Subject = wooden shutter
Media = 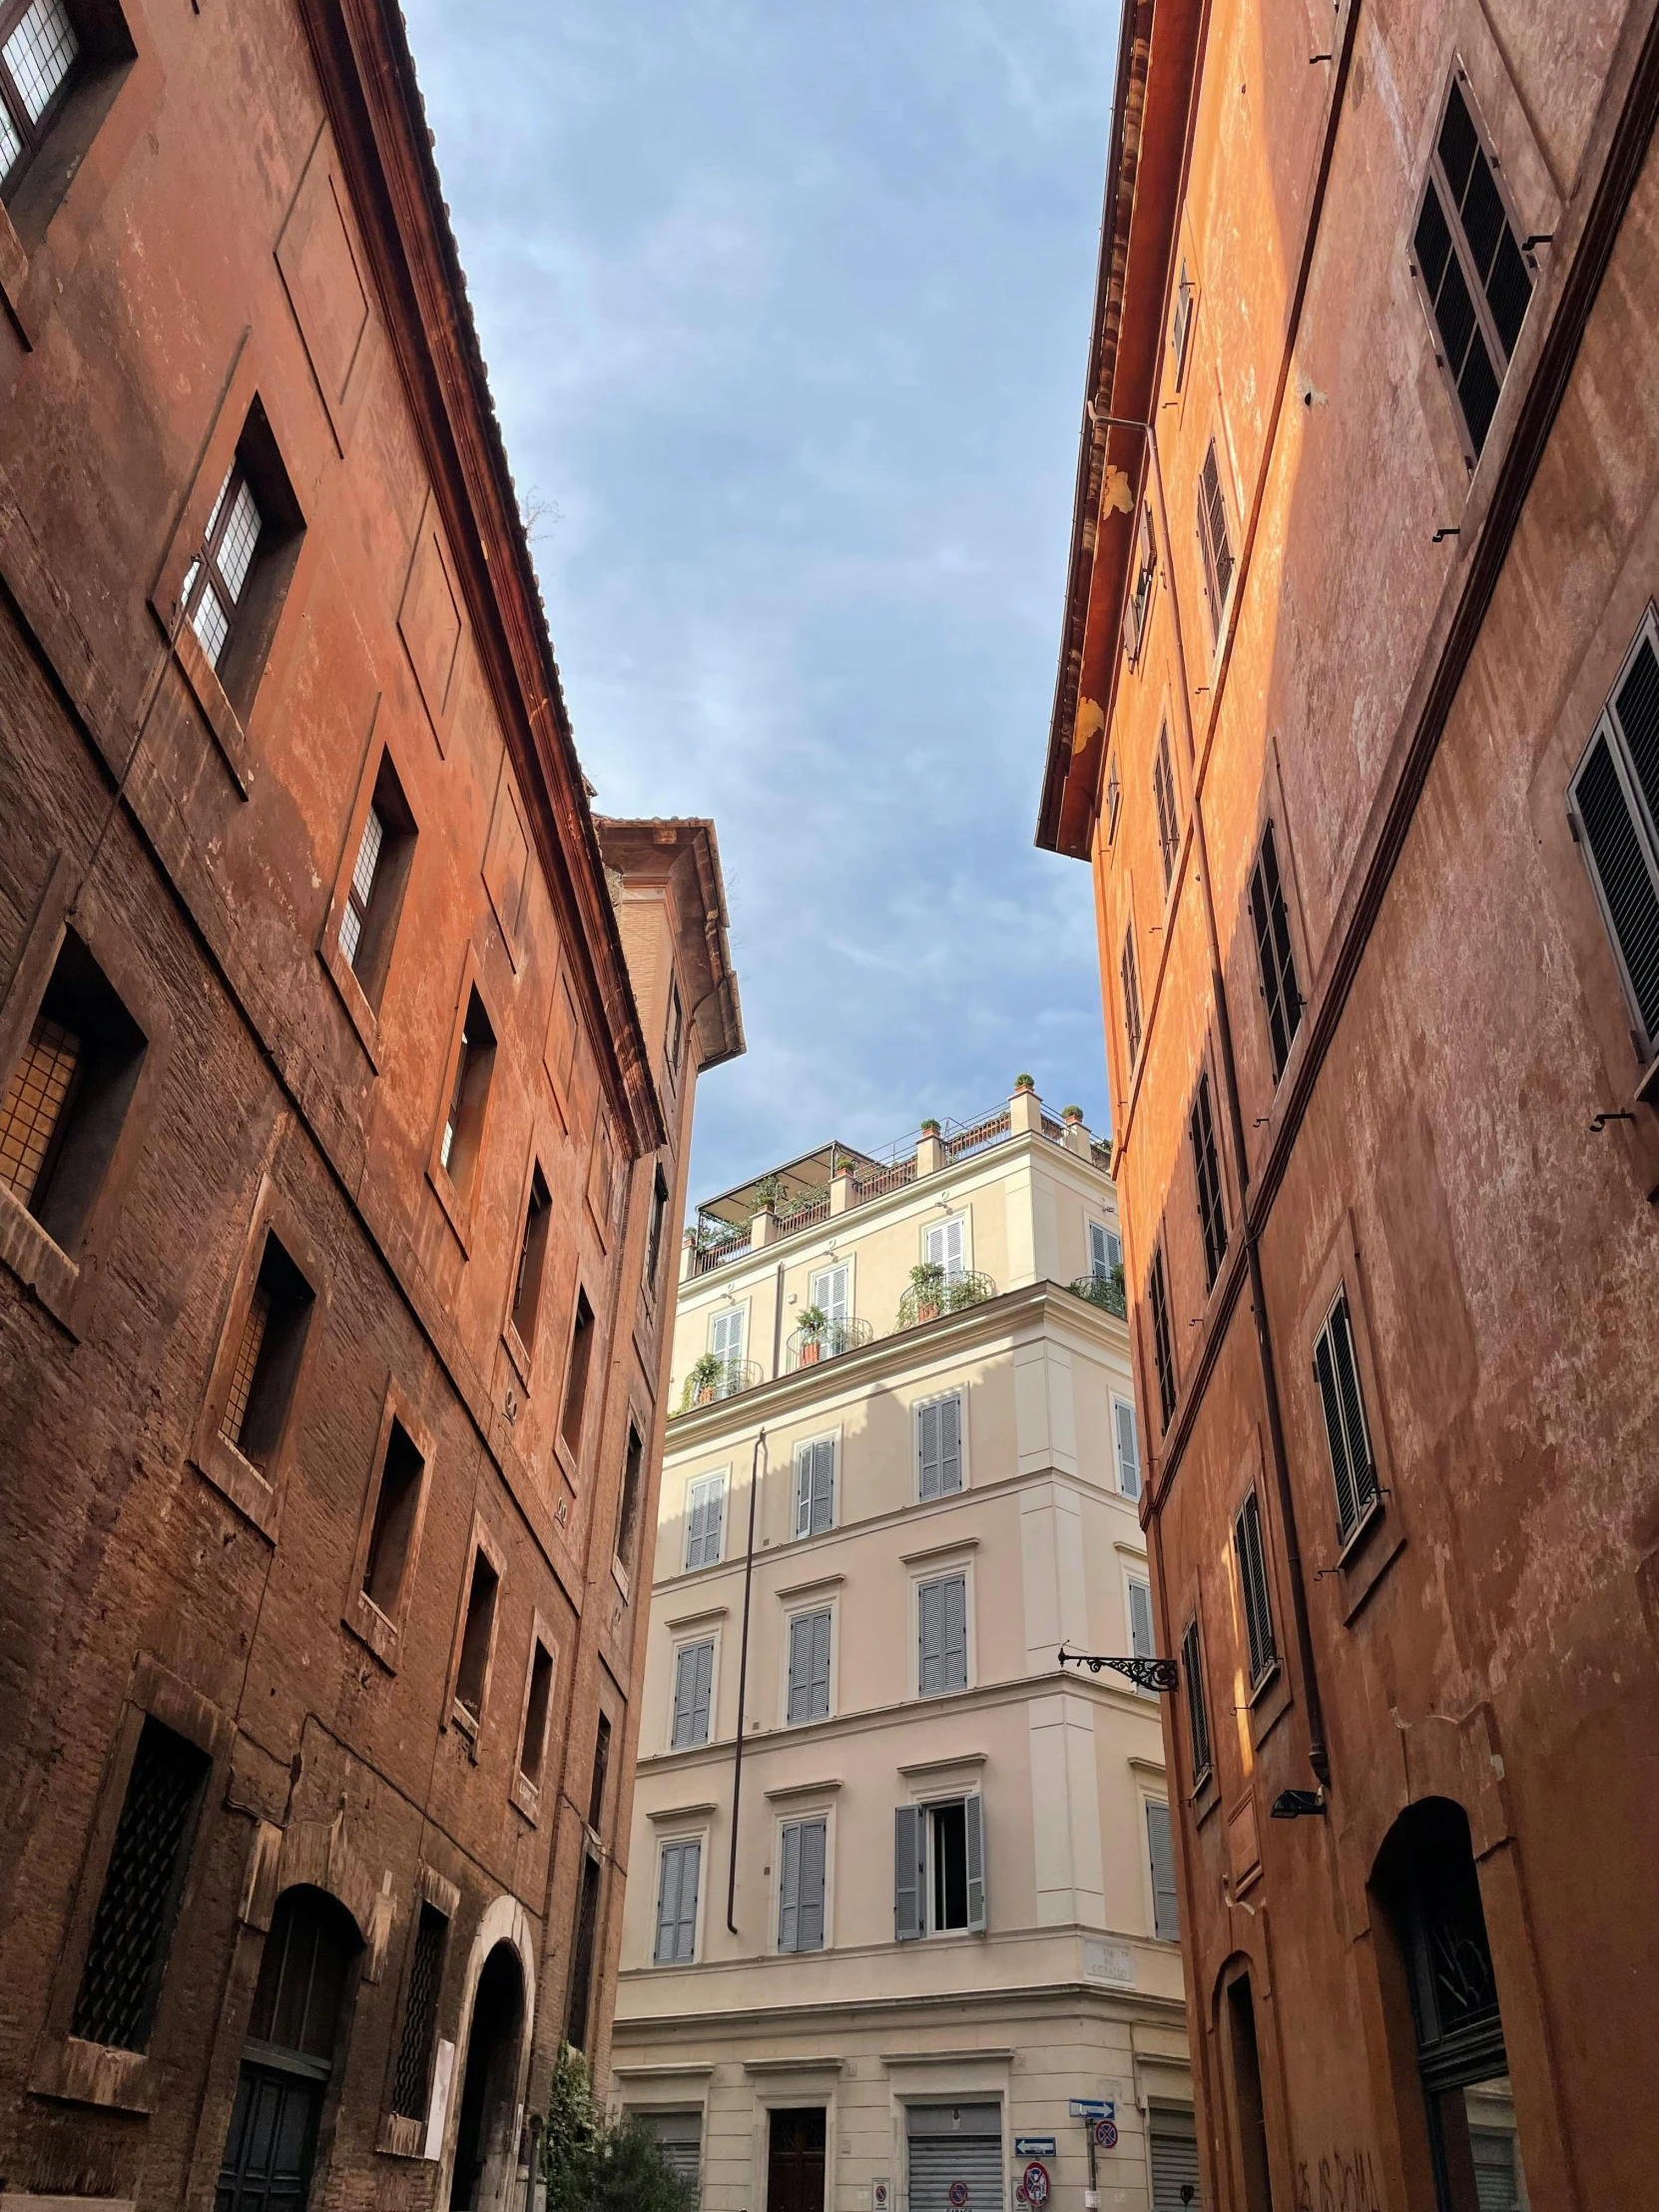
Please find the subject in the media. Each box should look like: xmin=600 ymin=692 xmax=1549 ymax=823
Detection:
xmin=1314 ymin=1291 xmax=1378 ymax=1541
xmin=1571 ymin=639 xmax=1659 ymax=1060
xmin=1114 ymin=1398 xmax=1141 ymax=1499
xmin=673 ymin=1841 xmax=700 ymax=1960
xmin=787 ymin=1612 xmax=830 ymax=1724
xmin=1197 ymin=442 xmax=1233 ymax=628
xmin=1088 ymin=1221 xmax=1111 ymax=1280
xmin=917 ymin=1399 xmax=942 ymax=1499
xmin=655 ymin=1841 xmax=700 ymax=1964
xmin=1146 ymin=1801 xmax=1180 ymax=1941
xmin=1129 ymin=1579 xmax=1155 ymax=1661
xmin=926 ymin=1215 xmax=965 ymax=1281
xmin=942 ymin=1575 xmax=967 ymax=1690
xmin=796 ymin=1440 xmax=833 ymax=1536
xmin=937 ymin=1394 xmax=962 ymax=1494
xmin=798 ymin=1817 xmax=827 ymax=1950
xmin=1234 ymin=1491 xmax=1277 ymax=1686
xmin=778 ymin=1820 xmax=802 ymax=1950
xmin=963 ymin=1794 xmax=986 ymax=1933
xmin=672 ymin=1643 xmax=713 ymax=1749
xmin=1181 ymin=1619 xmax=1212 ymax=1782
xmin=917 ymin=1579 xmax=945 ymax=1695
xmin=893 ymin=1806 xmax=925 ymax=1940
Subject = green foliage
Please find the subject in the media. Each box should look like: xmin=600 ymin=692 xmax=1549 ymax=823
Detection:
xmin=797 ymin=1304 xmax=830 ymax=1338
xmin=679 ymin=1353 xmax=725 ymax=1412
xmin=909 ymin=1261 xmax=945 ymax=1296
xmin=749 ymin=1171 xmax=786 ymax=1217
xmin=1069 ymin=1262 xmax=1127 ymax=1319
xmin=542 ymin=2044 xmax=695 ymax=2212
xmin=1013 ymin=1072 xmax=1036 ymax=1091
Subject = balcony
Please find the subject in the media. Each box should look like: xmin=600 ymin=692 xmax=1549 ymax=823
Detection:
xmin=677 ymin=1356 xmax=764 ymax=1414
xmin=895 ymin=1265 xmax=997 ymax=1331
xmin=785 ymin=1314 xmax=876 ymax=1373
xmin=1068 ymin=1264 xmax=1127 ymax=1319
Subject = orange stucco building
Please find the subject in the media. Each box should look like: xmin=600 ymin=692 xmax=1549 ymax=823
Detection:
xmin=1038 ymin=1 xmax=1659 ymax=2206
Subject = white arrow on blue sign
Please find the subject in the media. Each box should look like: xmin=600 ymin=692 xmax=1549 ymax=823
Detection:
xmin=1068 ymin=2099 xmax=1114 ymax=2120
xmin=1014 ymin=2138 xmax=1057 ymax=2158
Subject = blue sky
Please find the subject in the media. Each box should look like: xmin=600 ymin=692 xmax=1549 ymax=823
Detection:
xmin=401 ymin=0 xmax=1117 ymax=1206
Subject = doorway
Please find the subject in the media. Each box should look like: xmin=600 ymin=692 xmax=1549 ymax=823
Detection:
xmin=1222 ymin=1969 xmax=1274 ymax=2211
xmin=217 ymin=1885 xmax=361 ymax=2212
xmin=448 ymin=1940 xmax=526 ymax=2211
xmin=767 ymin=2106 xmax=826 ymax=2212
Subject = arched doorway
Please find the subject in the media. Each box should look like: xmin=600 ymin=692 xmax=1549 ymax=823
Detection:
xmin=217 ymin=1885 xmax=362 ymax=2210
xmin=1374 ymin=1799 xmax=1526 ymax=2212
xmin=448 ymin=1938 xmax=526 ymax=2210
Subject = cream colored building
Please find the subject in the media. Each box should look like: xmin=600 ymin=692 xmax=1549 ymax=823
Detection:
xmin=610 ymin=1086 xmax=1198 ymax=2212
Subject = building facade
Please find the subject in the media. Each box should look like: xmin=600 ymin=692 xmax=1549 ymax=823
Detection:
xmin=1037 ymin=0 xmax=1659 ymax=2207
xmin=0 ymin=3 xmax=739 ymax=2207
xmin=610 ymin=1088 xmax=1200 ymax=2212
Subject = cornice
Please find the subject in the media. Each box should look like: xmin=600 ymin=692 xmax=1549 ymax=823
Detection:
xmin=613 ymin=1965 xmax=1189 ymax=2040
xmin=295 ymin=0 xmax=664 ymax=1156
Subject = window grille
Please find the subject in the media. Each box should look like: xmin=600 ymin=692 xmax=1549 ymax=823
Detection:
xmin=0 ymin=1011 xmax=78 ymax=1206
xmin=1411 ymin=78 xmax=1532 ymax=459
xmin=1105 ymin=753 xmax=1122 ymax=843
xmin=340 ymin=806 xmax=384 ymax=968
xmin=1197 ymin=441 xmax=1234 ymax=634
xmin=1153 ymin=726 xmax=1179 ymax=889
xmin=1234 ymin=1489 xmax=1277 ymax=1688
xmin=391 ymin=1904 xmax=446 ymax=2120
xmin=1191 ymin=1072 xmax=1228 ymax=1291
xmin=1125 ymin=504 xmax=1157 ymax=665
xmin=1314 ymin=1288 xmax=1380 ymax=1543
xmin=1170 ymin=259 xmax=1195 ymax=389
xmin=1569 ymin=620 xmax=1659 ymax=1062
xmin=1121 ymin=925 xmax=1143 ymax=1067
xmin=1149 ymin=1244 xmax=1176 ymax=1431
xmin=1181 ymin=1618 xmax=1212 ymax=1784
xmin=787 ymin=1609 xmax=831 ymax=1724
xmin=71 ymin=1718 xmax=209 ymax=2051
xmin=219 ymin=1284 xmax=272 ymax=1451
xmin=185 ymin=465 xmax=265 ymax=671
xmin=1249 ymin=822 xmax=1303 ymax=1080
xmin=0 ymin=0 xmax=79 ymax=194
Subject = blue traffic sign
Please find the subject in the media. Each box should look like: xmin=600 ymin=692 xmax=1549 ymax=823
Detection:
xmin=1068 ymin=2098 xmax=1115 ymax=2120
xmin=1014 ymin=2138 xmax=1057 ymax=2158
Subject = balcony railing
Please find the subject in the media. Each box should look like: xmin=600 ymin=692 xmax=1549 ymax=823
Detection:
xmin=677 ymin=1357 xmax=764 ymax=1413
xmin=1068 ymin=1267 xmax=1127 ymax=1320
xmin=895 ymin=1269 xmax=997 ymax=1331
xmin=785 ymin=1316 xmax=875 ymax=1373
xmin=689 ymin=1226 xmax=751 ymax=1277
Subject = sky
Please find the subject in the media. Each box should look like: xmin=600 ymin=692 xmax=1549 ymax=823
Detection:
xmin=400 ymin=0 xmax=1118 ymax=1208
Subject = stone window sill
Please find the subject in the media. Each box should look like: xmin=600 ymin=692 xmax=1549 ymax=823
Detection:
xmin=344 ymin=1589 xmax=399 ymax=1672
xmin=0 ymin=1183 xmax=80 ymax=1336
xmin=376 ymin=2112 xmax=429 ymax=2160
xmin=29 ymin=2033 xmax=155 ymax=2114
xmin=174 ymin=624 xmax=251 ymax=798
xmin=316 ymin=931 xmax=381 ymax=1069
xmin=192 ymin=1434 xmax=278 ymax=1542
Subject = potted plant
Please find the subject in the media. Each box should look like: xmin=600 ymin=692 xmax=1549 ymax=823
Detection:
xmin=1061 ymin=1103 xmax=1085 ymax=1125
xmin=919 ymin=1117 xmax=941 ymax=1136
xmin=796 ymin=1305 xmax=830 ymax=1366
xmin=908 ymin=1261 xmax=945 ymax=1326
xmin=1013 ymin=1072 xmax=1037 ymax=1093
xmin=686 ymin=1353 xmax=724 ymax=1408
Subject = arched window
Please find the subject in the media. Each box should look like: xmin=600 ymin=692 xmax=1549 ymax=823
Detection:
xmin=1376 ymin=1801 xmax=1527 ymax=2212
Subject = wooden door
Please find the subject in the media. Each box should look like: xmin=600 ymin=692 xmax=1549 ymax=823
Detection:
xmin=215 ymin=2061 xmax=323 ymax=2212
xmin=767 ymin=2106 xmax=827 ymax=2212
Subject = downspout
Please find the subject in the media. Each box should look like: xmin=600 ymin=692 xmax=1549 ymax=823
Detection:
xmin=726 ymin=1427 xmax=767 ymax=1934
xmin=1096 ymin=409 xmax=1330 ymax=1789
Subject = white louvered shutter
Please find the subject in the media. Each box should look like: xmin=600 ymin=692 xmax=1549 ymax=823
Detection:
xmin=937 ymin=1393 xmax=962 ymax=1494
xmin=917 ymin=1400 xmax=942 ymax=1499
xmin=918 ymin=1579 xmax=945 ymax=1696
xmin=942 ymin=1575 xmax=967 ymax=1690
xmin=812 ymin=1264 xmax=849 ymax=1323
xmin=1115 ymin=1398 xmax=1142 ymax=1499
xmin=893 ymin=1805 xmax=925 ymax=1939
xmin=963 ymin=1795 xmax=986 ymax=1933
xmin=710 ymin=1306 xmax=745 ymax=1381
xmin=1146 ymin=1801 xmax=1180 ymax=1941
xmin=1088 ymin=1220 xmax=1111 ymax=1281
xmin=797 ymin=1817 xmax=827 ymax=1950
xmin=778 ymin=1820 xmax=802 ymax=1951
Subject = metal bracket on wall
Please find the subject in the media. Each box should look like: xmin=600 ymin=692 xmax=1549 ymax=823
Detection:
xmin=1058 ymin=1645 xmax=1180 ymax=1694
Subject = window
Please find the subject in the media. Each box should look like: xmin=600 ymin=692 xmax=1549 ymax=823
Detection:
xmin=917 ymin=1573 xmax=968 ymax=1697
xmin=185 ymin=462 xmax=264 ymax=673
xmin=0 ymin=0 xmax=79 ymax=198
xmin=1113 ymin=1397 xmax=1142 ymax=1501
xmin=510 ymin=1166 xmax=552 ymax=1350
xmin=1568 ymin=618 xmax=1659 ymax=1063
xmin=1146 ymin=1800 xmax=1180 ymax=1941
xmin=1128 ymin=1576 xmax=1156 ymax=1687
xmin=1120 ymin=925 xmax=1143 ymax=1067
xmin=709 ymin=1303 xmax=746 ymax=1386
xmin=361 ymin=1418 xmax=425 ymax=1621
xmin=440 ymin=987 xmax=495 ymax=1193
xmin=793 ymin=1437 xmax=834 ymax=1538
xmin=671 ymin=1640 xmax=714 ymax=1749
xmin=1124 ymin=504 xmax=1157 ymax=665
xmin=0 ymin=928 xmax=145 ymax=1250
xmin=653 ymin=1839 xmax=701 ymax=1964
xmin=338 ymin=752 xmax=415 ymax=1005
xmin=1088 ymin=1219 xmax=1123 ymax=1283
xmin=1314 ymin=1288 xmax=1381 ymax=1543
xmin=635 ymin=2112 xmax=703 ymax=2189
xmin=616 ymin=1421 xmax=644 ymax=1571
xmin=588 ymin=1712 xmax=612 ymax=1830
xmin=518 ymin=1639 xmax=556 ymax=1792
xmin=893 ymin=1797 xmax=986 ymax=1937
xmin=643 ymin=1164 xmax=670 ymax=1297
xmin=1249 ymin=821 xmax=1303 ymax=1081
xmin=1191 ymin=1071 xmax=1228 ymax=1291
xmin=390 ymin=1903 xmax=447 ymax=2122
xmin=560 ymin=1289 xmax=594 ymax=1455
xmin=566 ymin=1849 xmax=602 ymax=2045
xmin=922 ymin=1212 xmax=966 ymax=1283
xmin=777 ymin=1818 xmax=828 ymax=1953
xmin=916 ymin=1392 xmax=963 ymax=1500
xmin=787 ymin=1609 xmax=831 ymax=1725
xmin=1105 ymin=754 xmax=1122 ymax=843
xmin=1197 ymin=439 xmax=1235 ymax=636
xmin=1148 ymin=1244 xmax=1176 ymax=1431
xmin=218 ymin=1233 xmax=314 ymax=1470
xmin=684 ymin=1472 xmax=726 ymax=1570
xmin=1412 ymin=77 xmax=1533 ymax=460
xmin=810 ymin=1261 xmax=849 ymax=1323
xmin=453 ymin=1546 xmax=500 ymax=1726
xmin=665 ymin=976 xmax=685 ymax=1081
xmin=1171 ymin=258 xmax=1196 ymax=388
xmin=1181 ymin=1619 xmax=1213 ymax=1787
xmin=1234 ymin=1489 xmax=1277 ymax=1689
xmin=71 ymin=1717 xmax=210 ymax=2050
xmin=1153 ymin=726 xmax=1179 ymax=889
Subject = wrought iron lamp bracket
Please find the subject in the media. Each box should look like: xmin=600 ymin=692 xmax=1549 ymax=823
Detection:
xmin=1058 ymin=1644 xmax=1180 ymax=1694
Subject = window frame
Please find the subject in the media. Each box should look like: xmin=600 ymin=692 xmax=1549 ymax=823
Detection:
xmin=321 ymin=724 xmax=418 ymax=1045
xmin=791 ymin=1430 xmax=838 ymax=1540
xmin=505 ymin=1153 xmax=554 ymax=1376
xmin=1111 ymin=1393 xmax=1142 ymax=1501
xmin=1314 ymin=1284 xmax=1383 ymax=1549
xmin=683 ymin=1467 xmax=729 ymax=1573
xmin=913 ymin=1386 xmax=967 ymax=1502
xmin=1170 ymin=256 xmax=1197 ymax=391
xmin=445 ymin=1515 xmax=506 ymax=1751
xmin=1567 ymin=605 xmax=1659 ymax=1071
xmin=1249 ymin=818 xmax=1304 ymax=1085
xmin=427 ymin=959 xmax=499 ymax=1247
xmin=557 ymin=1280 xmax=597 ymax=1471
xmin=1181 ymin=1616 xmax=1214 ymax=1792
xmin=1120 ymin=920 xmax=1143 ymax=1069
xmin=782 ymin=1598 xmax=836 ymax=1727
xmin=1148 ymin=1241 xmax=1177 ymax=1432
xmin=383 ymin=1878 xmax=454 ymax=2146
xmin=345 ymin=1384 xmax=434 ymax=1669
xmin=652 ymin=1831 xmax=707 ymax=1967
xmin=1125 ymin=1568 xmax=1157 ymax=1699
xmin=1123 ymin=501 xmax=1158 ymax=668
xmin=1233 ymin=1487 xmax=1279 ymax=1696
xmin=1190 ymin=1068 xmax=1229 ymax=1293
xmin=774 ymin=1808 xmax=832 ymax=1955
xmin=1196 ymin=435 xmax=1236 ymax=643
xmin=911 ymin=1561 xmax=974 ymax=1700
xmin=511 ymin=1615 xmax=559 ymax=1821
xmin=0 ymin=0 xmax=84 ymax=200
xmin=921 ymin=1207 xmax=971 ymax=1283
xmin=668 ymin=1630 xmax=718 ymax=1751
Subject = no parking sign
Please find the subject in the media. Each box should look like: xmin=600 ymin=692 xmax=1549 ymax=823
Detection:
xmin=1094 ymin=2116 xmax=1119 ymax=2150
xmin=1017 ymin=2162 xmax=1050 ymax=2206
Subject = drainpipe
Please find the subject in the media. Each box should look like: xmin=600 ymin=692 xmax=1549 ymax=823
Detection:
xmin=726 ymin=1427 xmax=767 ymax=1934
xmin=1095 ymin=409 xmax=1330 ymax=1788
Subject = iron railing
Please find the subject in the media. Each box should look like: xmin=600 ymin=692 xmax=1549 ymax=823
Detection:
xmin=785 ymin=1317 xmax=875 ymax=1373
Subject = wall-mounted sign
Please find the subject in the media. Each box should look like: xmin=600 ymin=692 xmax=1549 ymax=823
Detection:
xmin=1095 ymin=2117 xmax=1119 ymax=2150
xmin=1014 ymin=2137 xmax=1058 ymax=2158
xmin=1069 ymin=2098 xmax=1114 ymax=2121
xmin=1019 ymin=2161 xmax=1051 ymax=2207
xmin=948 ymin=2184 xmax=970 ymax=2208
xmin=873 ymin=2183 xmax=890 ymax=2210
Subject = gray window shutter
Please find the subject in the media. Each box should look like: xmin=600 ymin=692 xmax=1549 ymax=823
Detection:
xmin=692 ymin=1641 xmax=713 ymax=1742
xmin=917 ymin=1400 xmax=941 ymax=1499
xmin=672 ymin=1647 xmax=695 ymax=1747
xmin=788 ymin=1614 xmax=828 ymax=1725
xmin=1572 ymin=718 xmax=1659 ymax=1056
xmin=893 ymin=1805 xmax=925 ymax=1939
xmin=1146 ymin=1802 xmax=1179 ymax=1941
xmin=684 ymin=1485 xmax=707 ymax=1570
xmin=656 ymin=1842 xmax=700 ymax=1963
xmin=1115 ymin=1399 xmax=1141 ymax=1499
xmin=942 ymin=1575 xmax=967 ymax=1691
xmin=964 ymin=1794 xmax=986 ymax=1933
xmin=674 ymin=1841 xmax=701 ymax=1960
xmin=1129 ymin=1580 xmax=1155 ymax=1661
xmin=706 ymin=1480 xmax=725 ymax=1562
xmin=686 ymin=1478 xmax=724 ymax=1569
xmin=778 ymin=1821 xmax=801 ymax=1951
xmin=794 ymin=1448 xmax=812 ymax=1538
xmin=798 ymin=1818 xmax=827 ymax=1951
xmin=938 ymin=1394 xmax=962 ymax=1494
xmin=918 ymin=1579 xmax=944 ymax=1696
xmin=811 ymin=1440 xmax=833 ymax=1533
xmin=1088 ymin=1220 xmax=1110 ymax=1280
xmin=811 ymin=1609 xmax=830 ymax=1718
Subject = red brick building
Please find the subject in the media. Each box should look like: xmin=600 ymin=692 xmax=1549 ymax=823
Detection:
xmin=1039 ymin=0 xmax=1659 ymax=2205
xmin=0 ymin=0 xmax=740 ymax=2206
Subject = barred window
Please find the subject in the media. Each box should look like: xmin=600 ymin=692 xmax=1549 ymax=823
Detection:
xmin=391 ymin=1903 xmax=447 ymax=2122
xmin=1234 ymin=1489 xmax=1277 ymax=1689
xmin=1148 ymin=1243 xmax=1176 ymax=1432
xmin=1249 ymin=822 xmax=1303 ymax=1082
xmin=1314 ymin=1288 xmax=1381 ymax=1544
xmin=185 ymin=465 xmax=264 ymax=672
xmin=0 ymin=0 xmax=81 ymax=199
xmin=0 ymin=1010 xmax=78 ymax=1207
xmin=1190 ymin=1072 xmax=1228 ymax=1291
xmin=1181 ymin=1618 xmax=1213 ymax=1786
xmin=1569 ymin=617 xmax=1659 ymax=1065
xmin=71 ymin=1718 xmax=209 ymax=2051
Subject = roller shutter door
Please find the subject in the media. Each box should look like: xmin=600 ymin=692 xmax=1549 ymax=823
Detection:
xmin=1150 ymin=2106 xmax=1202 ymax=2211
xmin=907 ymin=2104 xmax=1003 ymax=2210
xmin=635 ymin=2109 xmax=701 ymax=2192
